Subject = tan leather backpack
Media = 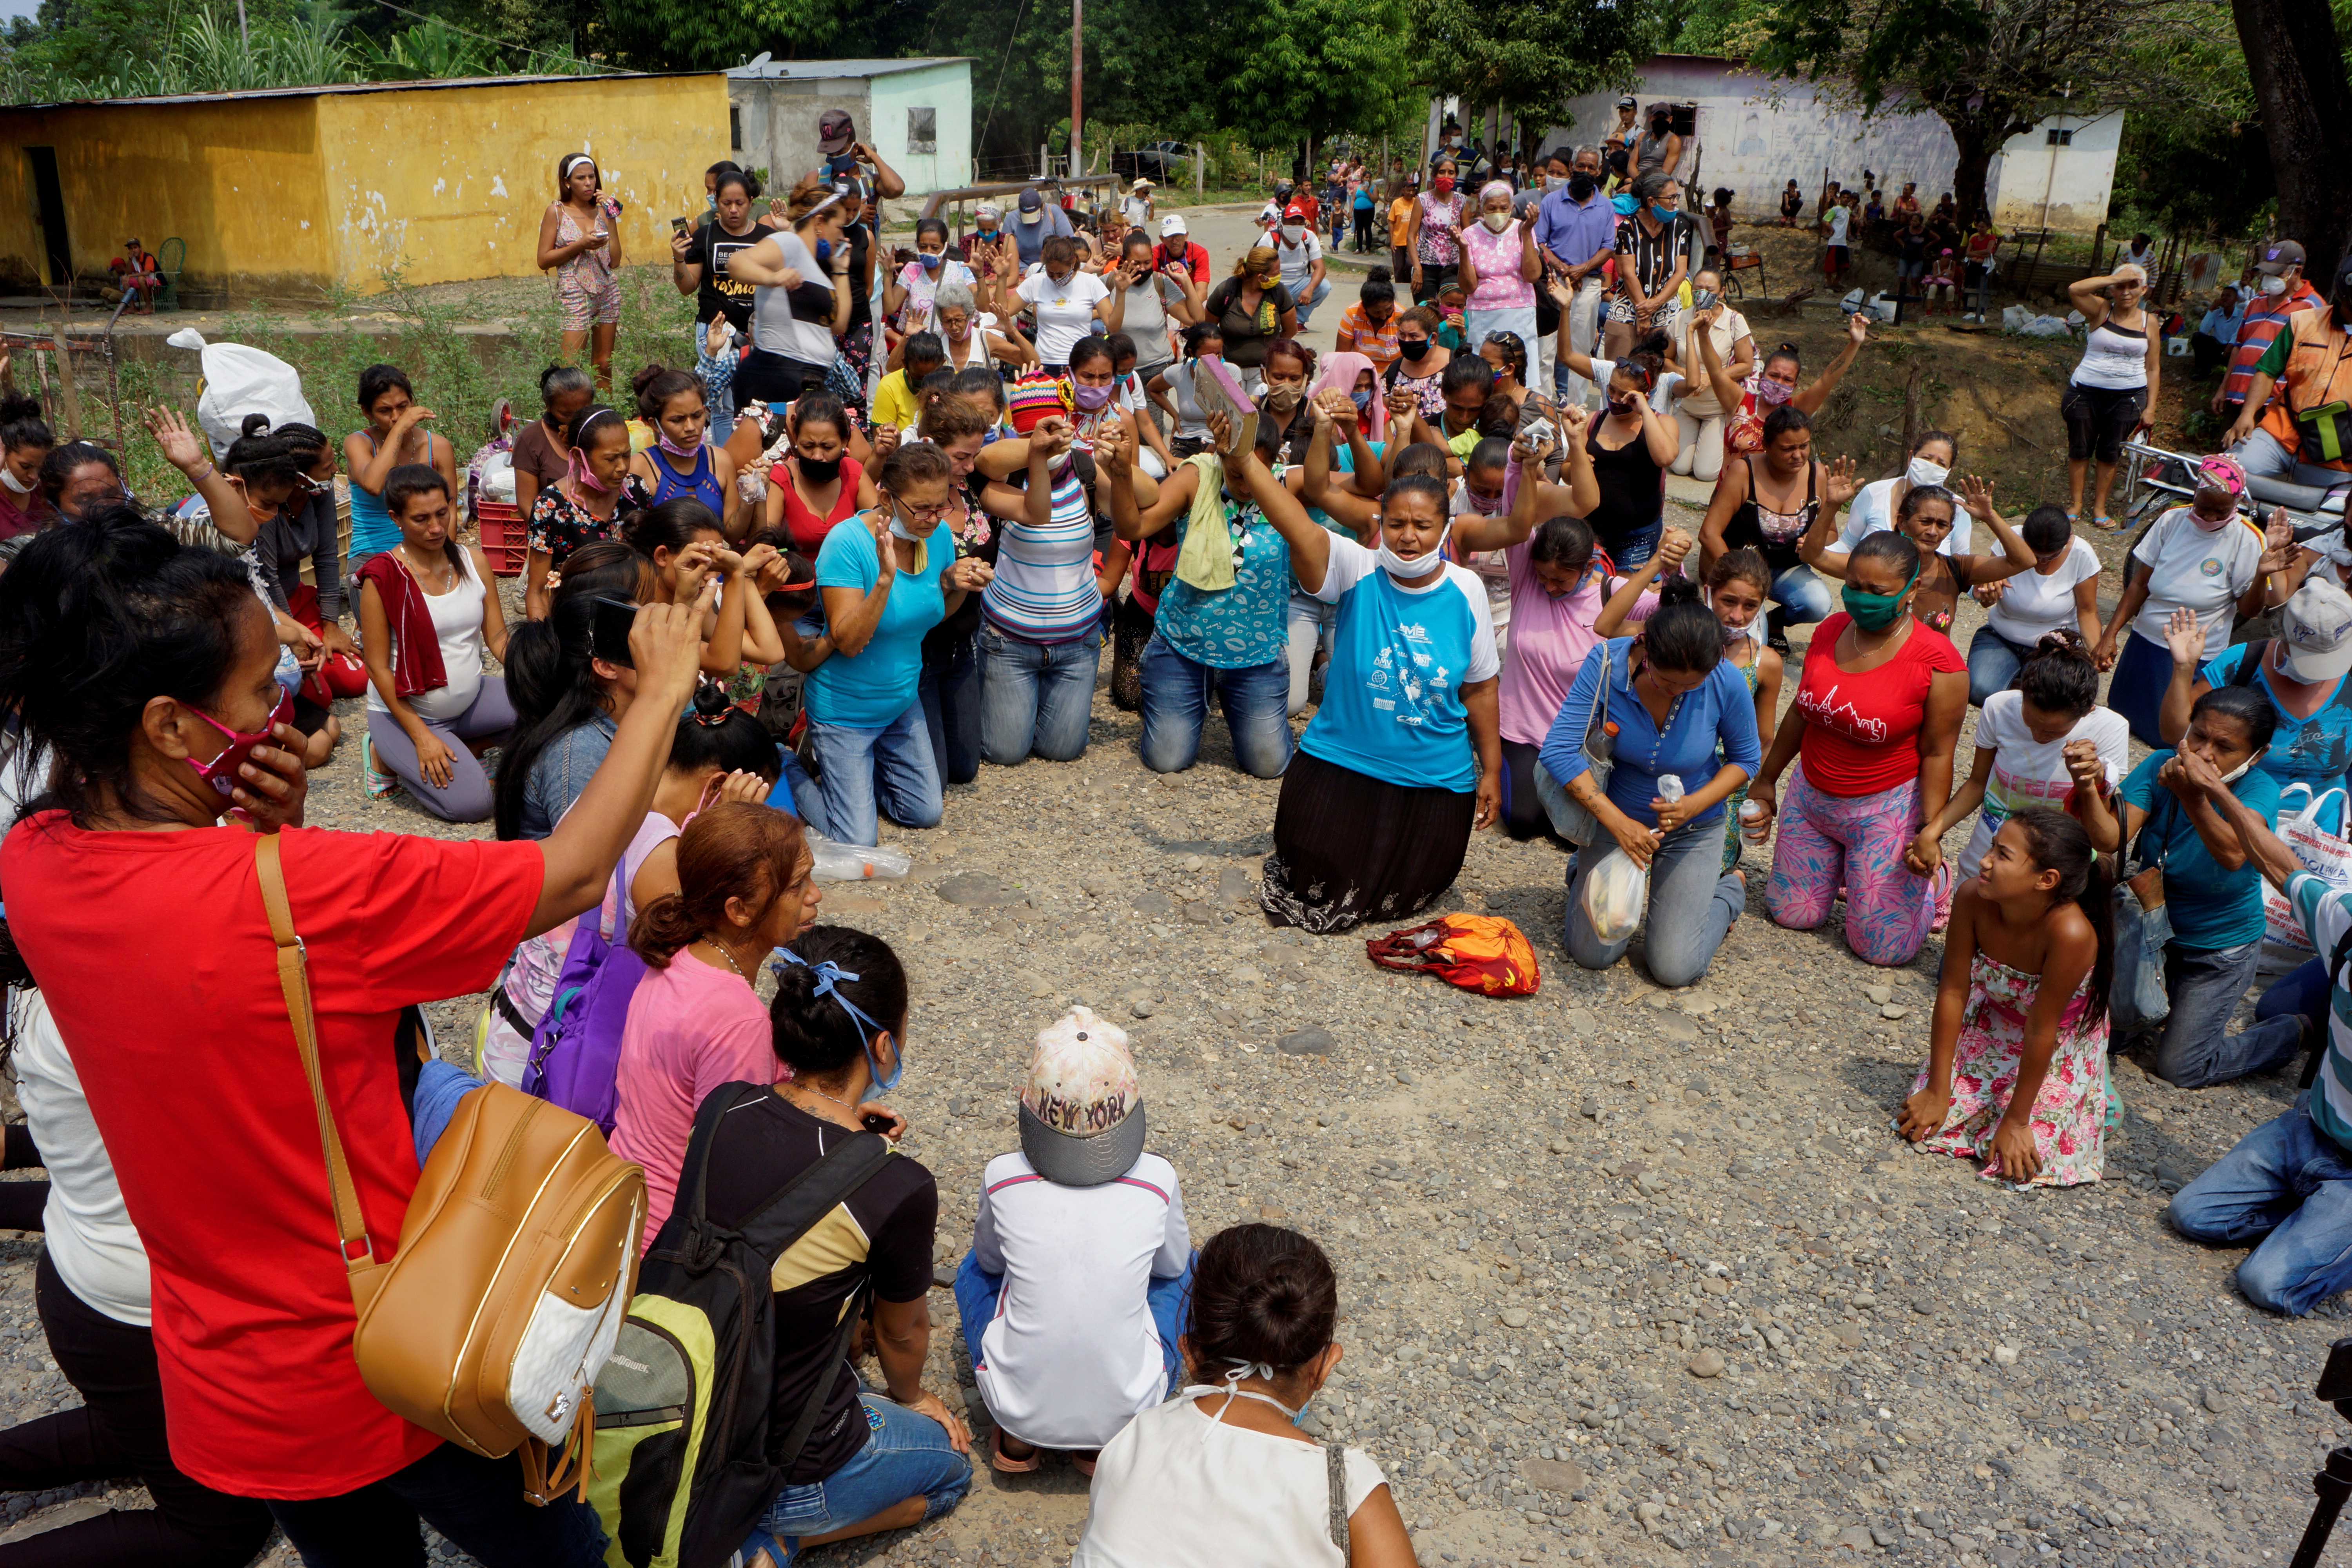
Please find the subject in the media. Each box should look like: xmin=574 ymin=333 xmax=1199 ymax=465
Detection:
xmin=257 ymin=834 xmax=646 ymax=1503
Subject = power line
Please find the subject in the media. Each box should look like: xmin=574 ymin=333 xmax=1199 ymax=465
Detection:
xmin=975 ymin=0 xmax=1033 ymax=152
xmin=362 ymin=0 xmax=622 ymax=77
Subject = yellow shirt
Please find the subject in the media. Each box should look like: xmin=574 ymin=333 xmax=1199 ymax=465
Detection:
xmin=1388 ymin=198 xmax=1414 ymax=248
xmin=871 ymin=369 xmax=922 ymax=433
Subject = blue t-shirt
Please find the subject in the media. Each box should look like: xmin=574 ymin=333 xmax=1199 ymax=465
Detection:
xmin=1154 ymin=488 xmax=1293 ymax=670
xmin=1304 ymin=440 xmax=1384 ymax=539
xmin=2120 ymin=749 xmax=2281 ymax=951
xmin=2199 ymin=642 xmax=2352 ymax=794
xmin=809 ymin=520 xmax=949 ymax=728
xmin=1299 ymin=538 xmax=1500 ymax=793
xmin=1541 ymin=639 xmax=1762 ymax=830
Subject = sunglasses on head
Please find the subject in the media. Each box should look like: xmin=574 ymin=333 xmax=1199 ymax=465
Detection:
xmin=1613 ymin=358 xmax=1655 ymax=390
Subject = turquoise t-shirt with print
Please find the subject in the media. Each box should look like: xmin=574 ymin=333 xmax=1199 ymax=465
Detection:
xmin=1154 ymin=487 xmax=1292 ymax=670
xmin=1305 ymin=439 xmax=1385 ymax=538
xmin=2120 ymin=750 xmax=2281 ymax=951
xmin=809 ymin=520 xmax=949 ymax=728
xmin=2199 ymin=642 xmax=2352 ymax=795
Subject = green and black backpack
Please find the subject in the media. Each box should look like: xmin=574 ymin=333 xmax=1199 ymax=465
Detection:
xmin=588 ymin=1082 xmax=894 ymax=1568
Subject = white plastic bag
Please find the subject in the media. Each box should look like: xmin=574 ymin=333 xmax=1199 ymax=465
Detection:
xmin=1582 ymin=853 xmax=1650 ymax=945
xmin=807 ymin=834 xmax=912 ymax=882
xmin=168 ymin=328 xmax=316 ymax=460
xmin=2000 ymin=304 xmax=2032 ymax=332
xmin=2259 ymin=784 xmax=2352 ymax=974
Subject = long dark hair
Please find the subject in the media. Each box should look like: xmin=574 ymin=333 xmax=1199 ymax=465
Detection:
xmin=1643 ymin=577 xmax=1725 ymax=673
xmin=492 ymin=590 xmax=612 ymax=841
xmin=2006 ymin=807 xmax=2114 ymax=1026
xmin=767 ymin=926 xmax=909 ymax=1076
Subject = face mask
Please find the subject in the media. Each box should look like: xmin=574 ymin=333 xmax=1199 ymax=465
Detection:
xmin=1651 ymin=204 xmax=1677 ymax=223
xmin=657 ymin=430 xmax=701 ymax=460
xmin=1606 ymin=396 xmax=1638 ymax=420
xmin=1753 ymin=374 xmax=1796 ymax=407
xmin=1568 ymin=172 xmax=1598 ymax=200
xmin=975 ymin=227 xmax=999 ymax=242
xmin=2189 ymin=499 xmax=2238 ymax=531
xmin=0 ymin=468 xmax=29 ymax=497
xmin=1841 ymin=566 xmax=1919 ymax=633
xmin=1262 ymin=385 xmax=1303 ymax=413
xmin=1464 ymin=487 xmax=1505 ymax=516
xmin=184 ymin=688 xmax=294 ymax=799
xmin=1692 ymin=288 xmax=1718 ymax=309
xmin=566 ymin=444 xmax=616 ymax=495
xmin=1072 ymin=381 xmax=1114 ymax=411
xmin=1281 ymin=224 xmax=1305 ymax=244
xmin=798 ymin=454 xmax=844 ymax=485
xmin=2212 ymin=751 xmax=2263 ymax=786
xmin=1433 ymin=177 xmax=1455 ymax=196
xmin=1483 ymin=212 xmax=1511 ymax=233
xmin=1377 ymin=521 xmax=1450 ymax=580
xmin=704 ymin=192 xmax=717 ymax=211
xmin=917 ymin=251 xmax=944 ymax=271
xmin=1612 ymin=194 xmax=1639 ymax=217
xmin=1351 ymin=389 xmax=1374 ymax=415
xmin=1545 ymin=175 xmax=1565 ymax=192
xmin=1650 ymin=119 xmax=1671 ymax=135
xmin=814 ymin=238 xmax=833 ymax=265
xmin=2263 ymin=275 xmax=2289 ymax=298
xmin=1905 ymin=456 xmax=1949 ymax=488
xmin=1397 ymin=338 xmax=1431 ymax=363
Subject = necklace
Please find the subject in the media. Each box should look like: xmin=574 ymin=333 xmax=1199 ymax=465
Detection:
xmin=697 ymin=937 xmax=749 ymax=982
xmin=400 ymin=546 xmax=454 ymax=590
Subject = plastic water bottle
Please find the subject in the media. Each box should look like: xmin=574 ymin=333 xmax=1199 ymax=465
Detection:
xmin=1739 ymin=798 xmax=1769 ymax=844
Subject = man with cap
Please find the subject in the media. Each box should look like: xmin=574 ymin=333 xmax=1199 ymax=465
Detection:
xmin=1602 ymin=95 xmax=1641 ymax=181
xmin=1012 ymin=185 xmax=1075 ymax=270
xmin=1261 ymin=201 xmax=1331 ymax=327
xmin=951 ymin=1007 xmax=1191 ymax=1474
xmin=817 ymin=108 xmax=905 ymax=199
xmin=1153 ymin=213 xmax=1210 ymax=283
xmin=2229 ymin=249 xmax=2352 ymax=494
xmin=1535 ymin=143 xmax=1616 ymax=408
xmin=2161 ymin=576 xmax=2352 ymax=795
xmin=2218 ymin=240 xmax=2323 ymax=422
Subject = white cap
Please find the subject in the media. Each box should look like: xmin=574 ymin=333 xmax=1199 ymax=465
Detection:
xmin=2278 ymin=579 xmax=2352 ymax=684
xmin=1160 ymin=214 xmax=1187 ymax=238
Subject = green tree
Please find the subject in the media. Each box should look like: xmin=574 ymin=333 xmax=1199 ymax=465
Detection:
xmin=1216 ymin=0 xmax=1419 ymax=149
xmin=1412 ymin=0 xmax=1662 ymax=149
xmin=2230 ymin=0 xmax=2352 ymax=267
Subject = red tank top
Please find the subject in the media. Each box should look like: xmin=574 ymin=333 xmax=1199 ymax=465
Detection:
xmin=769 ymin=456 xmax=864 ymax=555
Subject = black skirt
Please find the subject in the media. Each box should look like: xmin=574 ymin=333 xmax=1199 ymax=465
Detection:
xmin=1259 ymin=748 xmax=1475 ymax=934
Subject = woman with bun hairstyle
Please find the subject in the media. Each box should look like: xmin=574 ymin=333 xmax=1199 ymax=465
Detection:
xmin=512 ymin=364 xmax=596 ymax=517
xmin=0 ymin=389 xmax=53 ymax=537
xmin=535 ymin=152 xmax=623 ymax=390
xmin=1071 ymin=1223 xmax=1415 ymax=1568
xmin=252 ymin=421 xmax=369 ymax=719
xmin=722 ymin=174 xmax=858 ymax=409
xmin=625 ymin=363 xmax=744 ymax=537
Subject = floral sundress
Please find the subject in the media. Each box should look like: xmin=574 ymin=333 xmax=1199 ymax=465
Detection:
xmin=1900 ymin=951 xmax=2109 ymax=1188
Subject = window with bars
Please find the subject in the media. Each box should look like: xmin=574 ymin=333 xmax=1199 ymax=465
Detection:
xmin=908 ymin=107 xmax=937 ymax=154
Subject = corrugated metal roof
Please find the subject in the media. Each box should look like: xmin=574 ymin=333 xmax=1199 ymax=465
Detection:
xmin=725 ymin=56 xmax=970 ymax=80
xmin=1 ymin=69 xmax=719 ymax=110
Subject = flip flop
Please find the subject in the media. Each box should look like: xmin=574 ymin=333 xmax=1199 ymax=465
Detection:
xmin=1073 ymin=1451 xmax=1100 ymax=1477
xmin=2093 ymin=515 xmax=2116 ymax=530
xmin=990 ymin=1428 xmax=1042 ymax=1474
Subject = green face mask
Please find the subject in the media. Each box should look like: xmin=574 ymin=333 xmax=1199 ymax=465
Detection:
xmin=1841 ymin=565 xmax=1918 ymax=632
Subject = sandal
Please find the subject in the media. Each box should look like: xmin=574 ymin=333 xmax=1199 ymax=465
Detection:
xmin=2093 ymin=515 xmax=2116 ymax=530
xmin=990 ymin=1428 xmax=1042 ymax=1474
xmin=359 ymin=730 xmax=400 ymax=800
xmin=1073 ymin=1451 xmax=1100 ymax=1477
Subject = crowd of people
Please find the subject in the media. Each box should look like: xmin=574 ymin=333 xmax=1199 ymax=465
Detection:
xmin=1 ymin=109 xmax=2351 ymax=1568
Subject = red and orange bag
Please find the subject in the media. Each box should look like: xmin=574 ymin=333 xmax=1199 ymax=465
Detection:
xmin=1365 ymin=914 xmax=1540 ymax=996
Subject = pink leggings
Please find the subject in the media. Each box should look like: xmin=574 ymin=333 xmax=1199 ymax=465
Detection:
xmin=1767 ymin=764 xmax=1939 ymax=966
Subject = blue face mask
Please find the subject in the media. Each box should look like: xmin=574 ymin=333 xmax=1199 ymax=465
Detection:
xmin=814 ymin=238 xmax=833 ymax=265
xmin=772 ymin=948 xmax=904 ymax=1097
xmin=918 ymin=250 xmax=944 ymax=270
xmin=1651 ymin=204 xmax=1677 ymax=222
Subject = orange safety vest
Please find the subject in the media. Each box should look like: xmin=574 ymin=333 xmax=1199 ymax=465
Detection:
xmin=2260 ymin=307 xmax=2352 ymax=472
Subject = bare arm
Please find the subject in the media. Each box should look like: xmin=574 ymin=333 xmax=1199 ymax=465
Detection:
xmin=820 ymin=518 xmax=900 ymax=655
xmin=1793 ymin=315 xmax=1866 ymax=414
xmin=1592 ymin=530 xmax=1687 ymax=638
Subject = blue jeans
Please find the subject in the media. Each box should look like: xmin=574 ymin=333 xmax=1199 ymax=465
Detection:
xmin=2168 ymin=1095 xmax=2352 ymax=1315
xmin=2234 ymin=427 xmax=2352 ymax=495
xmin=1562 ymin=815 xmax=1745 ymax=989
xmin=1604 ymin=523 xmax=1662 ymax=570
xmin=1291 ymin=275 xmax=1333 ymax=327
xmin=765 ymin=746 xmax=820 ymax=825
xmin=804 ymin=704 xmax=943 ymax=847
xmin=951 ymin=1250 xmax=1193 ymax=1419
xmin=1768 ymin=564 xmax=1836 ymax=626
xmin=1966 ymin=624 xmax=2034 ymax=707
xmin=745 ymin=1395 xmax=971 ymax=1555
xmin=978 ymin=625 xmax=1099 ymax=765
xmin=267 ymin=1441 xmax=606 ymax=1568
xmin=919 ymin=627 xmax=984 ymax=786
xmin=1136 ymin=635 xmax=1293 ymax=778
xmin=2261 ymin=956 xmax=2332 ymax=1044
xmin=2151 ymin=938 xmax=2305 ymax=1089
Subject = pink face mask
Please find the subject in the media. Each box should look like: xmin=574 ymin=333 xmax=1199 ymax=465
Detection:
xmin=2189 ymin=497 xmax=2238 ymax=532
xmin=185 ymin=688 xmax=294 ymax=798
xmin=567 ymin=445 xmax=616 ymax=495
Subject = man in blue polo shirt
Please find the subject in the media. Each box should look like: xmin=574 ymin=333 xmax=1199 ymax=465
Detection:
xmin=1533 ymin=145 xmax=1617 ymax=412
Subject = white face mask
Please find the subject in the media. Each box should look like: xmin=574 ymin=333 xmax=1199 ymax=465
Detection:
xmin=0 ymin=467 xmax=29 ymax=497
xmin=1906 ymin=456 xmax=1949 ymax=488
xmin=1482 ymin=212 xmax=1512 ymax=233
xmin=1280 ymin=224 xmax=1305 ymax=244
xmin=1377 ymin=522 xmax=1450 ymax=580
xmin=2215 ymin=750 xmax=2263 ymax=785
xmin=2263 ymin=275 xmax=2290 ymax=298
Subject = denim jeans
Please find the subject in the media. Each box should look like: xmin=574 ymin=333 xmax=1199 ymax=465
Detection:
xmin=804 ymin=704 xmax=944 ymax=847
xmin=765 ymin=746 xmax=821 ymax=826
xmin=2168 ymin=1095 xmax=2352 ymax=1315
xmin=1966 ymin=624 xmax=2035 ymax=707
xmin=1768 ymin=564 xmax=1836 ymax=626
xmin=979 ymin=625 xmax=1100 ymax=765
xmin=1285 ymin=593 xmax=1337 ymax=717
xmin=2233 ymin=427 xmax=2352 ymax=495
xmin=744 ymin=1395 xmax=972 ymax=1555
xmin=2261 ymin=956 xmax=2333 ymax=1045
xmin=951 ymin=1249 xmax=1193 ymax=1428
xmin=1562 ymin=816 xmax=1745 ymax=989
xmin=266 ymin=1442 xmax=607 ymax=1568
xmin=919 ymin=626 xmax=984 ymax=786
xmin=1291 ymin=275 xmax=1333 ymax=328
xmin=1136 ymin=635 xmax=1293 ymax=778
xmin=2150 ymin=938 xmax=2306 ymax=1089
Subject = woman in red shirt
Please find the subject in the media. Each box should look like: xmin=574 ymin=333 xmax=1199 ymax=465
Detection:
xmin=0 ymin=511 xmax=707 ymax=1562
xmin=1746 ymin=530 xmax=1968 ymax=965
xmin=761 ymin=391 xmax=879 ymax=554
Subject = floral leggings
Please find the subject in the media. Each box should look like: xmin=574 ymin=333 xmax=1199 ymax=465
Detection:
xmin=1766 ymin=765 xmax=1940 ymax=967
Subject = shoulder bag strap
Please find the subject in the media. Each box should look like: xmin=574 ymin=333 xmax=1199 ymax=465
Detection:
xmin=254 ymin=834 xmax=386 ymax=1313
xmin=775 ymin=1280 xmax=870 ymax=1475
xmin=1326 ymin=1442 xmax=1351 ymax=1553
xmin=2228 ymin=641 xmax=2270 ymax=691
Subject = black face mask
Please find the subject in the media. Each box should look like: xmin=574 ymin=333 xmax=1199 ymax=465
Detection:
xmin=797 ymin=454 xmax=844 ymax=484
xmin=1397 ymin=338 xmax=1432 ymax=363
xmin=1650 ymin=118 xmax=1671 ymax=136
xmin=1567 ymin=172 xmax=1599 ymax=200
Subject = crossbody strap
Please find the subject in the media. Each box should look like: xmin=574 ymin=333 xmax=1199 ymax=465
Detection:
xmin=1326 ymin=1441 xmax=1351 ymax=1553
xmin=254 ymin=834 xmax=384 ymax=1309
xmin=777 ymin=1281 xmax=870 ymax=1475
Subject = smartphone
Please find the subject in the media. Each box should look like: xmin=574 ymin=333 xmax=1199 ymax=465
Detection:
xmin=860 ymin=1112 xmax=896 ymax=1134
xmin=671 ymin=216 xmax=690 ymax=238
xmin=590 ymin=597 xmax=637 ymax=668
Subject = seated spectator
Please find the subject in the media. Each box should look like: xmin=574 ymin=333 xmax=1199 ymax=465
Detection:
xmin=624 ymin=364 xmax=742 ymax=536
xmin=255 ymin=422 xmax=370 ymax=719
xmin=2193 ymin=285 xmax=2244 ymax=379
xmin=726 ymin=926 xmax=971 ymax=1564
xmin=0 ymin=392 xmax=54 ymax=538
xmin=1070 ymin=1223 xmax=1414 ymax=1567
xmin=2157 ymin=580 xmax=2352 ymax=795
xmin=356 ymin=465 xmax=513 ymax=820
xmin=955 ymin=1007 xmax=1191 ymax=1475
xmin=1896 ymin=808 xmax=2112 ymax=1187
xmin=109 ymin=239 xmax=163 ymax=310
xmin=2075 ymin=684 xmax=2295 ymax=1089
xmin=1964 ymin=506 xmax=2103 ymax=706
xmin=613 ymin=800 xmax=820 ymax=1246
xmin=524 ymin=404 xmax=632 ymax=620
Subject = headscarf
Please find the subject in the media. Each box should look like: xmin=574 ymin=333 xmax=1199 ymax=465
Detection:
xmin=1479 ymin=180 xmax=1514 ymax=207
xmin=2195 ymin=452 xmax=2249 ymax=499
xmin=1311 ymin=351 xmax=1386 ymax=443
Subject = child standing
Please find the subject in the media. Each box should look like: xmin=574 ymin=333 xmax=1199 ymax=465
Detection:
xmin=1896 ymin=807 xmax=2113 ymax=1186
xmin=955 ymin=1008 xmax=1191 ymax=1474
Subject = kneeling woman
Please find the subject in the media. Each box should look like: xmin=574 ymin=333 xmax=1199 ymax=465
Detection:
xmin=1240 ymin=459 xmax=1502 ymax=932
xmin=1547 ymin=578 xmax=1761 ymax=987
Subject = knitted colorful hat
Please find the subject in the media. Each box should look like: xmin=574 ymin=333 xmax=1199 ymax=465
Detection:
xmin=1017 ymin=1006 xmax=1146 ymax=1187
xmin=1007 ymin=376 xmax=1070 ymax=436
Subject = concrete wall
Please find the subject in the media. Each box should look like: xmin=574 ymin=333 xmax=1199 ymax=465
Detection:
xmin=862 ymin=61 xmax=972 ymax=195
xmin=0 ymin=97 xmax=335 ymax=295
xmin=1538 ymin=58 xmax=2118 ymax=235
xmin=312 ymin=74 xmax=728 ymax=292
xmin=728 ymin=76 xmax=867 ymax=195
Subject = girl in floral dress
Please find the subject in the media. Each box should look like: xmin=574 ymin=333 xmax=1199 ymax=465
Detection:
xmin=1896 ymin=806 xmax=2112 ymax=1187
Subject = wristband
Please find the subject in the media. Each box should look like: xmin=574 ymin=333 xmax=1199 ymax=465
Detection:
xmin=189 ymin=461 xmax=215 ymax=480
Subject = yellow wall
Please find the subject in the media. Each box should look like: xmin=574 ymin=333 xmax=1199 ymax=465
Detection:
xmin=313 ymin=74 xmax=730 ymax=292
xmin=0 ymin=97 xmax=335 ymax=295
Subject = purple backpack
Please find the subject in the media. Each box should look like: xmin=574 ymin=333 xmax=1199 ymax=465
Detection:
xmin=520 ymin=868 xmax=647 ymax=1134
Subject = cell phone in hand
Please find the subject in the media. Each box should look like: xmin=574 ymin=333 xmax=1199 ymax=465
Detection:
xmin=861 ymin=1112 xmax=896 ymax=1134
xmin=671 ymin=216 xmax=690 ymax=238
xmin=590 ymin=597 xmax=637 ymax=668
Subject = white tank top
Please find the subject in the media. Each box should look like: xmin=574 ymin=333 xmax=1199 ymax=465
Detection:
xmin=2073 ymin=314 xmax=2149 ymax=390
xmin=367 ymin=548 xmax=486 ymax=722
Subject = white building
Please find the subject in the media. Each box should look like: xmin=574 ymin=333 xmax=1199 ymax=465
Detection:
xmin=1534 ymin=55 xmax=2119 ymax=235
xmin=726 ymin=57 xmax=973 ymax=198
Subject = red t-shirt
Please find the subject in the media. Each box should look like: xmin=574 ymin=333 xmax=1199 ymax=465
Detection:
xmin=1792 ymin=612 xmax=1965 ymax=797
xmin=769 ymin=455 xmax=865 ymax=556
xmin=1152 ymin=241 xmax=1210 ymax=284
xmin=0 ymin=816 xmax=543 ymax=1497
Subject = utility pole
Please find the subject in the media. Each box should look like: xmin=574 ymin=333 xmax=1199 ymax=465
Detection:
xmin=1070 ymin=0 xmax=1083 ymax=181
xmin=237 ymin=0 xmax=249 ymax=49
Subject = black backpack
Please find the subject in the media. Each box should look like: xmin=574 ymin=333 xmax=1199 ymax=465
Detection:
xmin=587 ymin=1083 xmax=895 ymax=1568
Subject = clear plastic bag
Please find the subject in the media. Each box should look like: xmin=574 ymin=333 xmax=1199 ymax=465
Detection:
xmin=1582 ymin=853 xmax=1650 ymax=945
xmin=807 ymin=835 xmax=912 ymax=882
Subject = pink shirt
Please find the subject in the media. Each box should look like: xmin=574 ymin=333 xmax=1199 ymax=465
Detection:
xmin=610 ymin=951 xmax=789 ymax=1249
xmin=1461 ymin=218 xmax=1535 ymax=311
xmin=1497 ymin=547 xmax=1652 ymax=746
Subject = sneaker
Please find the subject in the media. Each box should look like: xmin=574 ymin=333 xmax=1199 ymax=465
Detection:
xmin=359 ymin=730 xmax=400 ymax=800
